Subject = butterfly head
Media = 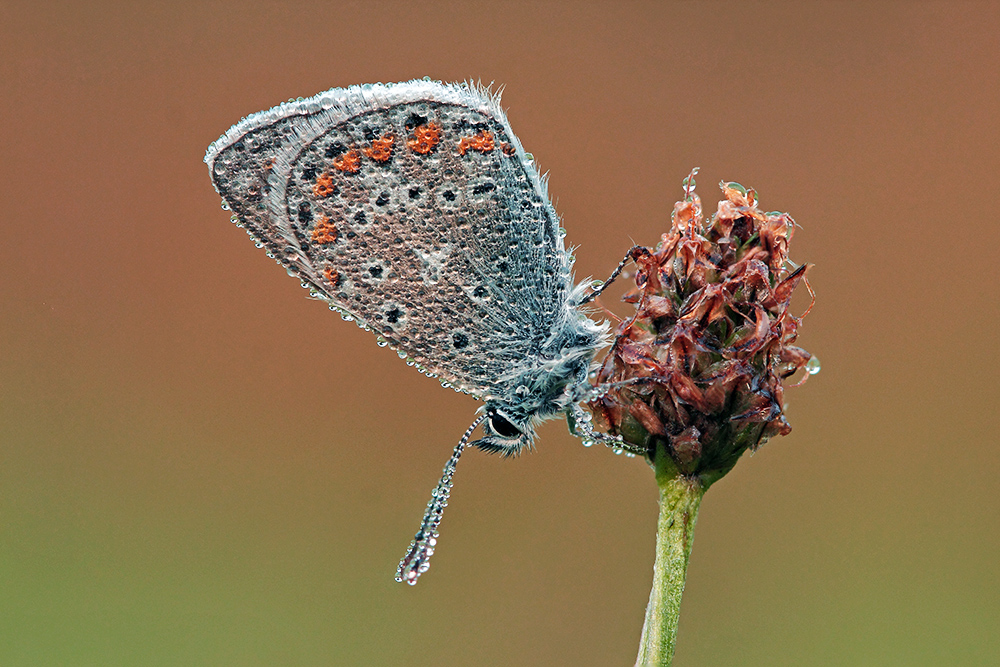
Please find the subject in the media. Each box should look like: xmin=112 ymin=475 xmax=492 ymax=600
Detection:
xmin=471 ymin=405 xmax=537 ymax=456
xmin=472 ymin=317 xmax=605 ymax=456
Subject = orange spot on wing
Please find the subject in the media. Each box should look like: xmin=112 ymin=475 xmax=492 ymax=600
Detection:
xmin=332 ymin=149 xmax=361 ymax=173
xmin=500 ymin=142 xmax=516 ymax=156
xmin=362 ymin=135 xmax=395 ymax=162
xmin=458 ymin=131 xmax=495 ymax=155
xmin=406 ymin=122 xmax=442 ymax=154
xmin=323 ymin=267 xmax=341 ymax=287
xmin=313 ymin=172 xmax=336 ymax=197
xmin=311 ymin=215 xmax=338 ymax=244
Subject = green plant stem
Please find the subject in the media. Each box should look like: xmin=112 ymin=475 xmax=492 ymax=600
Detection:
xmin=635 ymin=447 xmax=705 ymax=667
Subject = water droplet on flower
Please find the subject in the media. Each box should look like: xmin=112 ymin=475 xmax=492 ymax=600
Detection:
xmin=805 ymin=355 xmax=821 ymax=375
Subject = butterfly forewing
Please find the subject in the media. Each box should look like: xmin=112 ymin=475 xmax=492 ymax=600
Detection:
xmin=206 ymin=81 xmax=575 ymax=399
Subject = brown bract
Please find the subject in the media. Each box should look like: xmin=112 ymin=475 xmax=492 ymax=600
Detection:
xmin=589 ymin=171 xmax=814 ymax=483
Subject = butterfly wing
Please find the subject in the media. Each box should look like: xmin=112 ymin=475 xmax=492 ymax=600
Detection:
xmin=205 ymin=80 xmax=584 ymax=400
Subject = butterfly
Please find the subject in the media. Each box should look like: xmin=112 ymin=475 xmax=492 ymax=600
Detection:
xmin=205 ymin=79 xmax=632 ymax=583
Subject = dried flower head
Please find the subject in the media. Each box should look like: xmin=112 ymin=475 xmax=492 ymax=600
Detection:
xmin=590 ymin=170 xmax=816 ymax=485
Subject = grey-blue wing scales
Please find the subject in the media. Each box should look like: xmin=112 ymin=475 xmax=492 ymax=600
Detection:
xmin=205 ymin=81 xmax=577 ymax=399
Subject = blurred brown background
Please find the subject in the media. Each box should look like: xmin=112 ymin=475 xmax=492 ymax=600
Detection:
xmin=2 ymin=1 xmax=997 ymax=665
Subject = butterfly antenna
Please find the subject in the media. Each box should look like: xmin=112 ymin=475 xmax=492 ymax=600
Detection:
xmin=396 ymin=413 xmax=488 ymax=585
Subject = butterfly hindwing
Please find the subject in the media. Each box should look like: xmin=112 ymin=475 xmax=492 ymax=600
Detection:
xmin=206 ymin=80 xmax=577 ymax=399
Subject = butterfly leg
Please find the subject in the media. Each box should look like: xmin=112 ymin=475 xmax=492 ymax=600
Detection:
xmin=576 ymin=245 xmax=648 ymax=306
xmin=567 ymin=403 xmax=647 ymax=457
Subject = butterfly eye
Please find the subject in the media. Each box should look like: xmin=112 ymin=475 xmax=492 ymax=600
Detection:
xmin=488 ymin=411 xmax=522 ymax=439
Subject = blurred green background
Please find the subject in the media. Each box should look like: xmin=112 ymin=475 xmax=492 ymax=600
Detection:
xmin=2 ymin=1 xmax=997 ymax=665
